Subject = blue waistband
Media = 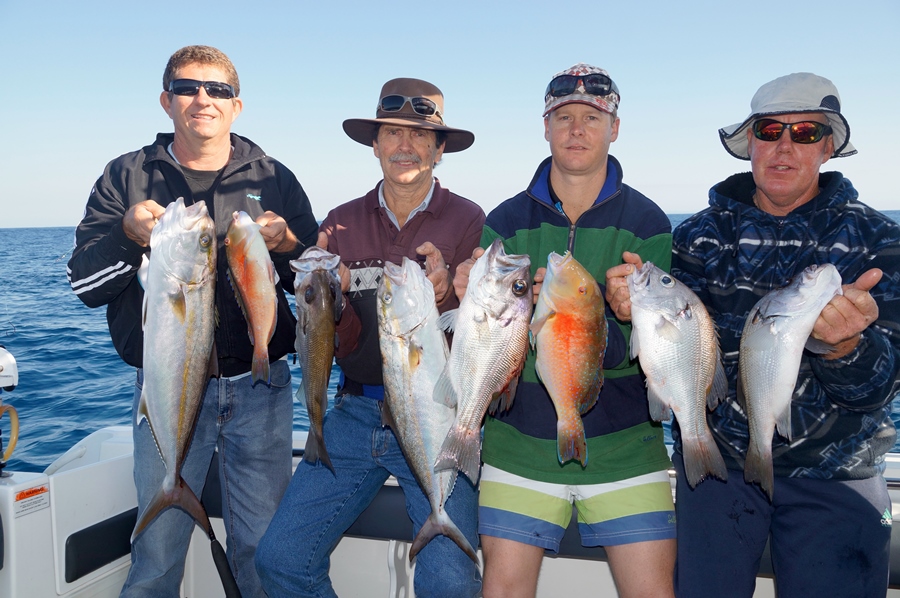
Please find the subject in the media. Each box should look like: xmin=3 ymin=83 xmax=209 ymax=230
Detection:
xmin=338 ymin=372 xmax=384 ymax=400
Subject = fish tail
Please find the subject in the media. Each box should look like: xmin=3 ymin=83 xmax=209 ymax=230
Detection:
xmin=409 ymin=510 xmax=480 ymax=566
xmin=557 ymin=417 xmax=587 ymax=467
xmin=682 ymin=431 xmax=728 ymax=488
xmin=251 ymin=346 xmax=271 ymax=387
xmin=435 ymin=426 xmax=482 ymax=484
xmin=302 ymin=426 xmax=335 ymax=475
xmin=743 ymin=442 xmax=774 ymax=501
xmin=131 ymin=475 xmax=212 ymax=543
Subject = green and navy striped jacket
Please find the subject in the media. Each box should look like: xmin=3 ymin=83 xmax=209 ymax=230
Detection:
xmin=480 ymin=156 xmax=673 ymax=485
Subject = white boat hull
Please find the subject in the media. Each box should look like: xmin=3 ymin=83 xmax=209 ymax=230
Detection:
xmin=2 ymin=426 xmax=899 ymax=597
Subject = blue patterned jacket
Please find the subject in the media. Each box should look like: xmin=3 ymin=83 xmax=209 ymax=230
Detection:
xmin=672 ymin=171 xmax=900 ymax=480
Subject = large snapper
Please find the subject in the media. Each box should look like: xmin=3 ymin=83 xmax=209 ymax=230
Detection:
xmin=377 ymin=258 xmax=478 ymax=565
xmin=530 ymin=252 xmax=607 ymax=466
xmin=433 ymin=239 xmax=532 ymax=484
xmin=627 ymin=262 xmax=728 ymax=487
xmin=739 ymin=263 xmax=843 ymax=499
xmin=291 ymin=246 xmax=342 ymax=474
xmin=133 ymin=198 xmax=217 ymax=542
xmin=224 ymin=210 xmax=277 ymax=386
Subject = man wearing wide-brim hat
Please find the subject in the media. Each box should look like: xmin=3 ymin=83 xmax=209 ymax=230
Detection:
xmin=257 ymin=78 xmax=484 ymax=598
xmin=660 ymin=72 xmax=897 ymax=597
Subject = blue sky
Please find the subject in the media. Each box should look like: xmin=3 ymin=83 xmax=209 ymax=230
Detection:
xmin=1 ymin=0 xmax=897 ymax=228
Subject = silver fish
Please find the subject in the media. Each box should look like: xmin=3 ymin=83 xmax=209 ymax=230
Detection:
xmin=628 ymin=262 xmax=727 ymax=488
xmin=739 ymin=263 xmax=843 ymax=499
xmin=291 ymin=246 xmax=342 ymax=473
xmin=225 ymin=210 xmax=277 ymax=386
xmin=133 ymin=197 xmax=217 ymax=541
xmin=377 ymin=258 xmax=478 ymax=565
xmin=434 ymin=238 xmax=532 ymax=484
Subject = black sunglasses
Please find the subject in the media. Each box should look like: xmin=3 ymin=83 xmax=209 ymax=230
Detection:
xmin=545 ymin=74 xmax=615 ymax=98
xmin=168 ymin=79 xmax=236 ymax=100
xmin=751 ymin=118 xmax=833 ymax=144
xmin=379 ymin=94 xmax=443 ymax=122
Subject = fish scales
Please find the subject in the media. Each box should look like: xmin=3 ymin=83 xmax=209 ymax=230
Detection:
xmin=224 ymin=210 xmax=278 ymax=386
xmin=291 ymin=246 xmax=342 ymax=474
xmin=739 ymin=263 xmax=843 ymax=500
xmin=434 ymin=239 xmax=532 ymax=484
xmin=530 ymin=252 xmax=606 ymax=466
xmin=377 ymin=258 xmax=478 ymax=565
xmin=627 ymin=262 xmax=728 ymax=488
xmin=132 ymin=197 xmax=218 ymax=541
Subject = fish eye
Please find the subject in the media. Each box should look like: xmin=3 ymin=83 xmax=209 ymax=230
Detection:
xmin=382 ymin=292 xmax=392 ymax=304
xmin=660 ymin=275 xmax=675 ymax=288
xmin=304 ymin=286 xmax=315 ymax=304
xmin=199 ymin=234 xmax=212 ymax=248
xmin=578 ymin=285 xmax=587 ymax=295
xmin=512 ymin=279 xmax=528 ymax=296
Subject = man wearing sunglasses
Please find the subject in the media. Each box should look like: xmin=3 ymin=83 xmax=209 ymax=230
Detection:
xmin=452 ymin=63 xmax=677 ymax=598
xmin=67 ymin=45 xmax=318 ymax=597
xmin=256 ymin=78 xmax=484 ymax=598
xmin=609 ymin=72 xmax=899 ymax=597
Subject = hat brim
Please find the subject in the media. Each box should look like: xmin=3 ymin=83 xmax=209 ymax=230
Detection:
xmin=342 ymin=117 xmax=475 ymax=153
xmin=719 ymin=108 xmax=856 ymax=160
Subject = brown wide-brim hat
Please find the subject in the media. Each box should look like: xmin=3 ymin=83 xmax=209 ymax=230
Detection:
xmin=342 ymin=78 xmax=474 ymax=153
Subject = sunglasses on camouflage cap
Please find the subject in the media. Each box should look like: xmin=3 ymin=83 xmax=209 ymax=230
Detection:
xmin=751 ymin=119 xmax=833 ymax=144
xmin=545 ymin=73 xmax=615 ymax=98
xmin=168 ymin=79 xmax=236 ymax=100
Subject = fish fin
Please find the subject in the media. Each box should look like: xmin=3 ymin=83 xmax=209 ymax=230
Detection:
xmin=302 ymin=426 xmax=335 ymax=475
xmin=734 ymin=374 xmax=748 ymax=414
xmin=557 ymin=415 xmax=588 ymax=467
xmin=408 ymin=343 xmax=423 ymax=370
xmin=207 ymin=343 xmax=219 ymax=379
xmin=579 ymin=372 xmax=604 ymax=415
xmin=251 ymin=348 xmax=270 ymax=387
xmin=381 ymin=399 xmax=399 ymax=430
xmin=433 ymin=368 xmax=458 ymax=408
xmin=529 ymin=312 xmax=552 ymax=344
xmin=744 ymin=442 xmax=775 ymax=501
xmin=630 ymin=327 xmax=640 ymax=360
xmin=804 ymin=337 xmax=834 ymax=355
xmin=438 ymin=309 xmax=458 ymax=333
xmin=137 ymin=253 xmax=150 ymax=290
xmin=332 ymin=281 xmax=343 ymax=323
xmin=774 ymin=404 xmax=792 ymax=442
xmin=681 ymin=430 xmax=728 ymax=488
xmin=490 ymin=356 xmax=526 ymax=414
xmin=131 ymin=475 xmax=212 ymax=543
xmin=655 ymin=317 xmax=682 ymax=344
xmin=410 ymin=511 xmax=480 ymax=567
xmin=742 ymin=321 xmax=777 ymax=351
xmin=435 ymin=426 xmax=482 ymax=485
xmin=647 ymin=385 xmax=671 ymax=422
xmin=708 ymin=350 xmax=727 ymax=411
xmin=168 ymin=286 xmax=188 ymax=324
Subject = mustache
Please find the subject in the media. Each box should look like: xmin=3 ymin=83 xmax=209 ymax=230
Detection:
xmin=389 ymin=153 xmax=422 ymax=164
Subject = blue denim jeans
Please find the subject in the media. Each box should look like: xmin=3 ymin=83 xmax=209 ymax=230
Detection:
xmin=256 ymin=393 xmax=482 ymax=598
xmin=120 ymin=359 xmax=293 ymax=598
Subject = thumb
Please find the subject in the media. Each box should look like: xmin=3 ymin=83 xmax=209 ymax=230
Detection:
xmin=851 ymin=268 xmax=882 ymax=293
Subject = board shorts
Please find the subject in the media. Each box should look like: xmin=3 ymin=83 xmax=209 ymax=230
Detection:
xmin=478 ymin=463 xmax=676 ymax=552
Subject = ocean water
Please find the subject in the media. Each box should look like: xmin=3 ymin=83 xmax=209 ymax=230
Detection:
xmin=1 ymin=212 xmax=898 ymax=473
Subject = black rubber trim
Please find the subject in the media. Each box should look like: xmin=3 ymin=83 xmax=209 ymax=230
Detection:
xmin=64 ymin=507 xmax=136 ymax=583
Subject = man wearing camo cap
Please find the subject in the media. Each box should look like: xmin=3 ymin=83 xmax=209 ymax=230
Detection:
xmin=453 ymin=63 xmax=677 ymax=597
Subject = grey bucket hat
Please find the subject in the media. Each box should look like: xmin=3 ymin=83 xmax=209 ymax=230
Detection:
xmin=719 ymin=72 xmax=856 ymax=160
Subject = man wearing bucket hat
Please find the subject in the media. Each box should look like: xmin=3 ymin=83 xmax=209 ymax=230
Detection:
xmin=636 ymin=72 xmax=897 ymax=596
xmin=256 ymin=78 xmax=484 ymax=597
xmin=453 ymin=63 xmax=677 ymax=597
